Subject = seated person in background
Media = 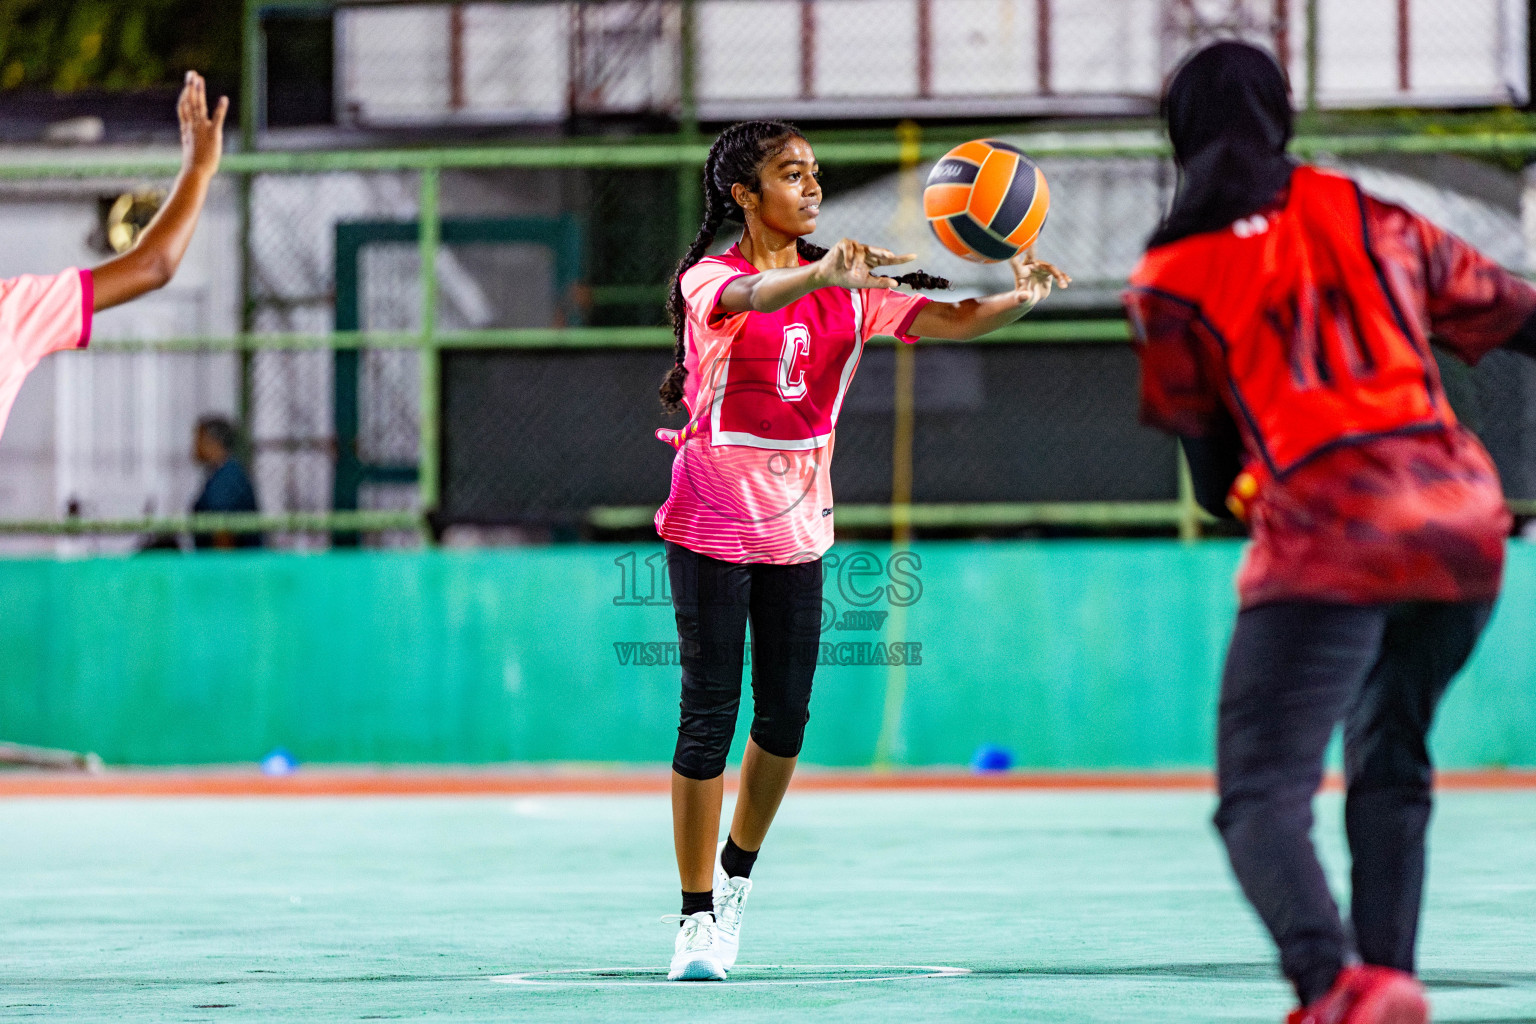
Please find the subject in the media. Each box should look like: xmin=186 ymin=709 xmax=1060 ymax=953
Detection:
xmin=192 ymin=414 xmax=260 ymax=549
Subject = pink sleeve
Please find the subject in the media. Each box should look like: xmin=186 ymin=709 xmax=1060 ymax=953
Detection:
xmin=861 ymin=288 xmax=931 ymax=344
xmin=0 ymin=269 xmax=91 ymax=367
xmin=680 ymin=259 xmax=748 ymax=327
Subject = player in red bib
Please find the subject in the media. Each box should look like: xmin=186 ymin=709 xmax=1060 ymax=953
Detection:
xmin=0 ymin=73 xmax=226 ymax=446
xmin=656 ymin=120 xmax=1067 ymax=979
xmin=1127 ymin=42 xmax=1536 ymax=1024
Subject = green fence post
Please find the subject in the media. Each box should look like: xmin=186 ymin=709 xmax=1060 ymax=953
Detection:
xmin=241 ymin=0 xmax=262 ymax=149
xmin=419 ymin=167 xmax=442 ymax=539
xmin=236 ymin=174 xmax=256 ymax=461
xmin=237 ymin=0 xmax=262 ymax=443
xmin=676 ymin=0 xmax=701 ymax=256
xmin=1305 ymin=0 xmax=1320 ymax=112
xmin=332 ymin=227 xmax=363 ymax=543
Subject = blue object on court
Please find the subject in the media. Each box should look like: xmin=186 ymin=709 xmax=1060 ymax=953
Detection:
xmin=260 ymin=748 xmax=298 ymax=776
xmin=970 ymin=744 xmax=1013 ymax=772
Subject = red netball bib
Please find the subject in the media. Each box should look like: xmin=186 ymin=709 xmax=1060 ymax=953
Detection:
xmin=706 ymin=283 xmax=863 ymax=450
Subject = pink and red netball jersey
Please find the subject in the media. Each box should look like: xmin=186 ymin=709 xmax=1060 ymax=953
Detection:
xmin=0 ymin=269 xmax=92 ymax=440
xmin=654 ymin=246 xmax=928 ymax=564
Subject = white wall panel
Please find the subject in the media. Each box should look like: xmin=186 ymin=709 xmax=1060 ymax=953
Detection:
xmin=463 ymin=3 xmax=570 ymax=119
xmin=698 ymin=0 xmax=805 ymax=101
xmin=814 ymin=0 xmax=919 ymax=98
xmin=339 ymin=7 xmax=451 ymax=121
xmin=1048 ymin=0 xmax=1160 ymax=95
xmin=931 ymin=0 xmax=1041 ymax=97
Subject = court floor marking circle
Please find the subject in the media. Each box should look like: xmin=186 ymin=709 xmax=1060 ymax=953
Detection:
xmin=493 ymin=964 xmax=973 ymax=987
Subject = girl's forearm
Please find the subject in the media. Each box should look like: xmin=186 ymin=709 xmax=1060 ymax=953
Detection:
xmin=92 ymin=166 xmax=215 ymax=310
xmin=718 ymin=263 xmax=825 ymax=314
xmin=140 ymin=166 xmax=215 ymax=277
xmin=912 ymin=293 xmax=1033 ymax=341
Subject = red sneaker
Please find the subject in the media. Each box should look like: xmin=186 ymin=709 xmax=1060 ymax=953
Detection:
xmin=1286 ymin=965 xmax=1429 ymax=1024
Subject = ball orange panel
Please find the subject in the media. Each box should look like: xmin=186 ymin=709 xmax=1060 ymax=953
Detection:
xmin=923 ymin=183 xmax=972 ymax=219
xmin=966 ymin=151 xmax=1019 ymax=228
xmin=943 ymin=140 xmax=995 ymax=166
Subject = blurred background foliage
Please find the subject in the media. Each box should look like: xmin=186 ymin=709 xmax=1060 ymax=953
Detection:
xmin=0 ymin=0 xmax=239 ymax=93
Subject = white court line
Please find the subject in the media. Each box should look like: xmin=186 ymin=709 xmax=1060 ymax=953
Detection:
xmin=492 ymin=964 xmax=973 ymax=988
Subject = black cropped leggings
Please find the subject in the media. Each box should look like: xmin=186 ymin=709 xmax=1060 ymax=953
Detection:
xmin=1213 ymin=599 xmax=1493 ymax=1005
xmin=666 ymin=541 xmax=824 ymax=781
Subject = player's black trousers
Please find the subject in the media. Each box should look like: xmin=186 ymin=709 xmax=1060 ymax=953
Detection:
xmin=666 ymin=541 xmax=823 ymax=780
xmin=1214 ymin=599 xmax=1493 ymax=1005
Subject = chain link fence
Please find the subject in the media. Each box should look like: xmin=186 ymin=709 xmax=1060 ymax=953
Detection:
xmin=1 ymin=127 xmax=1535 ymax=550
xmin=278 ymin=0 xmax=1524 ymax=133
xmin=247 ymin=170 xmax=424 ymax=548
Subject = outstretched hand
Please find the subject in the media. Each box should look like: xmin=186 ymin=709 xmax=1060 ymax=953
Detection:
xmin=812 ymin=238 xmax=917 ymax=290
xmin=92 ymin=70 xmax=225 ymax=312
xmin=1010 ymin=251 xmax=1071 ymax=306
xmin=178 ymin=71 xmax=228 ymax=178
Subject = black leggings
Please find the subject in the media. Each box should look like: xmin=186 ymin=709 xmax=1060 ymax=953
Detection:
xmin=1214 ymin=599 xmax=1493 ymax=1005
xmin=666 ymin=541 xmax=824 ymax=781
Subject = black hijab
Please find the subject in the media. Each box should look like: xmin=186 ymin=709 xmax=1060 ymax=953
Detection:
xmin=1148 ymin=41 xmax=1298 ymax=250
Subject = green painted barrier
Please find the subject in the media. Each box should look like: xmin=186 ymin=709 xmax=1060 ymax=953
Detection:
xmin=1 ymin=542 xmax=1532 ymax=768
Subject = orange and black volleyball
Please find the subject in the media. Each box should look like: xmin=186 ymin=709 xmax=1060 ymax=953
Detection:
xmin=923 ymin=140 xmax=1050 ymax=263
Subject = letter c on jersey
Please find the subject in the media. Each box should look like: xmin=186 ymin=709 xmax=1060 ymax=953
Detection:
xmin=778 ymin=324 xmax=811 ymax=401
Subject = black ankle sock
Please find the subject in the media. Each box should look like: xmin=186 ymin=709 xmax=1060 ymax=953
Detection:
xmin=720 ymin=836 xmax=758 ymax=879
xmin=681 ymin=889 xmax=714 ymax=919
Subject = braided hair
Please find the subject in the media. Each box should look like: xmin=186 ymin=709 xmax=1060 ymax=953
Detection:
xmin=661 ymin=121 xmax=950 ymax=414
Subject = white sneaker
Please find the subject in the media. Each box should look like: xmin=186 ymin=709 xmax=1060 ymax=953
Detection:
xmin=667 ymin=911 xmax=726 ymax=981
xmin=712 ymin=840 xmax=753 ymax=969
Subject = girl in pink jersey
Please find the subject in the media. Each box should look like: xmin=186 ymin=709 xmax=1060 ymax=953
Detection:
xmin=0 ymin=72 xmax=227 ymax=444
xmin=656 ymin=120 xmax=1068 ymax=980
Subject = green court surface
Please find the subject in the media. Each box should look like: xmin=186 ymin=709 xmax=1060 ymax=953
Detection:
xmin=3 ymin=789 xmax=1534 ymax=1023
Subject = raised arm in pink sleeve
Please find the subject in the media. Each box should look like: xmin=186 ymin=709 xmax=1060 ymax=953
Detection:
xmin=3 ymin=269 xmax=92 ymax=362
xmin=0 ymin=269 xmax=93 ymax=442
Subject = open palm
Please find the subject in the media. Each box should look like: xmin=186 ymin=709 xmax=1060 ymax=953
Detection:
xmin=1009 ymin=251 xmax=1071 ymax=305
xmin=814 ymin=238 xmax=916 ymax=290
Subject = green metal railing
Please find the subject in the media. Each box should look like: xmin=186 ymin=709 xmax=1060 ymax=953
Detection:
xmin=17 ymin=126 xmax=1536 ymax=183
xmin=8 ymin=112 xmax=1536 ymax=539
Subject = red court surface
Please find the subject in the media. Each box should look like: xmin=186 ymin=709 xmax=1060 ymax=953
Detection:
xmin=0 ymin=767 xmax=1531 ymax=797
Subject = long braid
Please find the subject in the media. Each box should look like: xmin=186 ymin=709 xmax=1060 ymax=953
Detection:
xmin=662 ymin=121 xmax=950 ymax=413
xmin=661 ymin=146 xmax=728 ymax=415
xmin=661 ymin=120 xmax=800 ymax=413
